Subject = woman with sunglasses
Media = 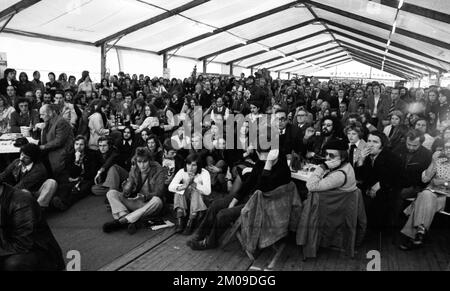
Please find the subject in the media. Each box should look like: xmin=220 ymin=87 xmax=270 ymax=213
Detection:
xmin=306 ymin=138 xmax=357 ymax=193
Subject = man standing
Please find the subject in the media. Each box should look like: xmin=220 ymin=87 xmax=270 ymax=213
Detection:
xmin=388 ymin=88 xmax=408 ymax=115
xmin=199 ymin=81 xmax=216 ymax=110
xmin=38 ymin=104 xmax=74 ymax=175
xmin=348 ymin=88 xmax=368 ymax=113
xmin=31 ymin=71 xmax=45 ymax=93
xmin=54 ymin=90 xmax=77 ymax=128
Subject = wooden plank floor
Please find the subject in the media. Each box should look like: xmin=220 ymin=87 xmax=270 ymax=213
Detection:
xmin=120 ymin=234 xmax=253 ymax=271
xmin=48 ymin=196 xmax=450 ymax=271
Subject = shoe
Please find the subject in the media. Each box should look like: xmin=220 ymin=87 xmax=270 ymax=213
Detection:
xmin=182 ymin=218 xmax=195 ymax=236
xmin=103 ymin=220 xmax=126 ymax=233
xmin=413 ymin=226 xmax=426 ymax=245
xmin=127 ymin=222 xmax=141 ymax=235
xmin=51 ymin=197 xmax=68 ymax=211
xmin=175 ymin=217 xmax=185 ymax=233
xmin=413 ymin=232 xmax=425 ymax=245
xmin=188 ymin=238 xmax=210 ymax=251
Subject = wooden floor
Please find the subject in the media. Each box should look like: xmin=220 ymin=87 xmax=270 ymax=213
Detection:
xmin=48 ymin=196 xmax=450 ymax=271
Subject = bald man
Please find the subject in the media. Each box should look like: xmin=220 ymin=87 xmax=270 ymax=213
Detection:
xmin=37 ymin=104 xmax=74 ymax=175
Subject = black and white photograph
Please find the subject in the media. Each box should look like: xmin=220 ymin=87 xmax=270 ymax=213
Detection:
xmin=0 ymin=0 xmax=449 ymax=275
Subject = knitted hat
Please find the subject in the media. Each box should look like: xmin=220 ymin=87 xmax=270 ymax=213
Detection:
xmin=20 ymin=143 xmax=41 ymax=163
xmin=324 ymin=138 xmax=349 ymax=151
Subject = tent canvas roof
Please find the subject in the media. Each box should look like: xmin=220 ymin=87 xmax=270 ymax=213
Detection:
xmin=1 ymin=0 xmax=449 ymax=80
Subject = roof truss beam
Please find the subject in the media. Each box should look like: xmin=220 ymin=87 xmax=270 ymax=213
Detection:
xmin=351 ymin=55 xmax=413 ymax=80
xmin=305 ymin=0 xmax=450 ymax=50
xmin=333 ymin=32 xmax=444 ymax=72
xmin=341 ymin=44 xmax=428 ymax=75
xmin=198 ymin=19 xmax=317 ymax=60
xmin=344 ymin=42 xmax=430 ymax=74
xmin=0 ymin=0 xmax=40 ymax=21
xmin=280 ymin=55 xmax=350 ymax=72
xmin=157 ymin=1 xmax=302 ymax=55
xmin=246 ymin=40 xmax=334 ymax=68
xmin=270 ymin=49 xmax=345 ymax=71
xmin=345 ymin=48 xmax=422 ymax=78
xmin=322 ymin=59 xmax=353 ymax=69
xmin=280 ymin=54 xmax=349 ymax=72
xmin=227 ymin=29 xmax=327 ymax=64
xmin=379 ymin=0 xmax=450 ymax=24
xmin=266 ymin=45 xmax=340 ymax=70
xmin=94 ymin=0 xmax=209 ymax=46
xmin=2 ymin=28 xmax=94 ymax=46
xmin=321 ymin=19 xmax=450 ymax=66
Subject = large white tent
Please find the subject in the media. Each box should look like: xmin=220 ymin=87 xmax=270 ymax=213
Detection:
xmin=0 ymin=0 xmax=449 ymax=81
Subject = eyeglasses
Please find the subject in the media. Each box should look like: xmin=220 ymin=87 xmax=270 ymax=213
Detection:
xmin=325 ymin=152 xmax=338 ymax=159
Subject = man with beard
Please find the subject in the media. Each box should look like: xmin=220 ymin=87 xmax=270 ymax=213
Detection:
xmin=305 ymin=116 xmax=344 ymax=163
xmin=392 ymin=130 xmax=432 ymax=228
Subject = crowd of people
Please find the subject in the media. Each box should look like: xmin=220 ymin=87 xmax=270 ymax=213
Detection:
xmin=0 ymin=65 xmax=449 ymax=271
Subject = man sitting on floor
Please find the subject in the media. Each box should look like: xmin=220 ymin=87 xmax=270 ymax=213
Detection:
xmin=51 ymin=135 xmax=100 ymax=211
xmin=0 ymin=143 xmax=57 ymax=210
xmin=103 ymin=147 xmax=167 ymax=235
xmin=91 ymin=137 xmax=122 ymax=196
xmin=0 ymin=183 xmax=65 ymax=271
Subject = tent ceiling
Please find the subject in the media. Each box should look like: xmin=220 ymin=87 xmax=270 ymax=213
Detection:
xmin=0 ymin=0 xmax=448 ymax=79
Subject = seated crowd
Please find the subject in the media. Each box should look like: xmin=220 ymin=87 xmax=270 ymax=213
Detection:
xmin=0 ymin=66 xmax=449 ymax=270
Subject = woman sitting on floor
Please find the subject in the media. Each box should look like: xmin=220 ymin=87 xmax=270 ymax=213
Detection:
xmin=169 ymin=153 xmax=211 ymax=235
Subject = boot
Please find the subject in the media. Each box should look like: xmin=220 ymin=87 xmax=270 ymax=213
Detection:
xmin=182 ymin=218 xmax=195 ymax=236
xmin=127 ymin=221 xmax=142 ymax=235
xmin=175 ymin=217 xmax=185 ymax=233
xmin=196 ymin=211 xmax=206 ymax=225
xmin=103 ymin=220 xmax=127 ymax=233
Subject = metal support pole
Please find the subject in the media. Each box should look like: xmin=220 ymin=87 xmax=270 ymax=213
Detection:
xmin=100 ymin=43 xmax=107 ymax=79
xmin=203 ymin=59 xmax=207 ymax=74
xmin=229 ymin=63 xmax=234 ymax=76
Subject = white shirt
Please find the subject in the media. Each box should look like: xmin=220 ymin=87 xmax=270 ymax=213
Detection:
xmin=168 ymin=169 xmax=211 ymax=196
xmin=22 ymin=162 xmax=33 ymax=174
xmin=373 ymin=95 xmax=380 ymax=115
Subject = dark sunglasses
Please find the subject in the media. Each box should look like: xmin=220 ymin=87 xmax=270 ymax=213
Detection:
xmin=325 ymin=152 xmax=338 ymax=159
